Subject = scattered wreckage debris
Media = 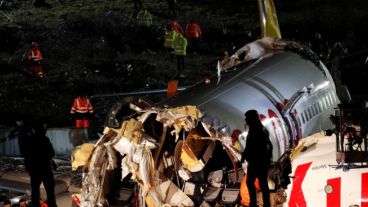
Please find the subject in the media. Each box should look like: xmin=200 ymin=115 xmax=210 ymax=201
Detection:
xmin=0 ymin=156 xmax=82 ymax=206
xmin=71 ymin=104 xmax=291 ymax=207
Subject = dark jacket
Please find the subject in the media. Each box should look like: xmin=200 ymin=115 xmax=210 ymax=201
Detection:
xmin=242 ymin=127 xmax=272 ymax=166
xmin=19 ymin=128 xmax=55 ymax=172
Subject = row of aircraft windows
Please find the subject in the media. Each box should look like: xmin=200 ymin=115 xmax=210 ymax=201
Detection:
xmin=296 ymin=92 xmax=337 ymax=126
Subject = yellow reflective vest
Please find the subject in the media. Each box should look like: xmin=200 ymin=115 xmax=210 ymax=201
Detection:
xmin=173 ymin=34 xmax=188 ymax=56
xmin=164 ymin=30 xmax=177 ymax=49
xmin=137 ymin=10 xmax=152 ymax=26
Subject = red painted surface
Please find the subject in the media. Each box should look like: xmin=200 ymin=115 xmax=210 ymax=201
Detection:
xmin=327 ymin=177 xmax=341 ymax=207
xmin=288 ymin=162 xmax=312 ymax=207
xmin=362 ymin=172 xmax=368 ymax=207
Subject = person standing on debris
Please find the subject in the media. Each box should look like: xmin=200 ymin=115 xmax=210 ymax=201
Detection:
xmin=18 ymin=121 xmax=58 ymax=207
xmin=241 ymin=110 xmax=272 ymax=207
xmin=26 ymin=42 xmax=44 ymax=78
xmin=70 ymin=94 xmax=94 ymax=128
xmin=136 ymin=9 xmax=152 ymax=27
xmin=184 ymin=20 xmax=202 ymax=53
xmin=173 ymin=33 xmax=187 ymax=76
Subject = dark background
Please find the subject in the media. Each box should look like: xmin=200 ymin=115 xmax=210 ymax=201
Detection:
xmin=0 ymin=0 xmax=367 ymax=128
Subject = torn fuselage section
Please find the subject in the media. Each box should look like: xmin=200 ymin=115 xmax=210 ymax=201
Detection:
xmin=76 ymin=105 xmax=242 ymax=207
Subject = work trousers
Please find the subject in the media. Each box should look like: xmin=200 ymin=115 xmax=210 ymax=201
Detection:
xmin=176 ymin=55 xmax=185 ymax=73
xmin=29 ymin=166 xmax=57 ymax=207
xmin=73 ymin=113 xmax=91 ymax=128
xmin=75 ymin=119 xmax=90 ymax=128
xmin=246 ymin=163 xmax=270 ymax=207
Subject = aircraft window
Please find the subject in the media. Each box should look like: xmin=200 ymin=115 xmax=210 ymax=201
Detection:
xmin=319 ymin=100 xmax=324 ymax=110
xmin=330 ymin=93 xmax=336 ymax=103
xmin=325 ymin=96 xmax=330 ymax=107
xmin=327 ymin=93 xmax=332 ymax=105
xmin=304 ymin=110 xmax=309 ymax=121
xmin=314 ymin=103 xmax=319 ymax=114
xmin=308 ymin=108 xmax=312 ymax=118
xmin=297 ymin=116 xmax=301 ymax=126
xmin=317 ymin=102 xmax=322 ymax=112
xmin=322 ymin=97 xmax=328 ymax=110
xmin=332 ymin=93 xmax=337 ymax=103
xmin=301 ymin=113 xmax=305 ymax=124
xmin=311 ymin=105 xmax=316 ymax=116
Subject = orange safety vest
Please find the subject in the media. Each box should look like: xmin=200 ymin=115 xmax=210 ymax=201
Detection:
xmin=185 ymin=22 xmax=201 ymax=39
xmin=70 ymin=96 xmax=93 ymax=114
xmin=27 ymin=48 xmax=43 ymax=61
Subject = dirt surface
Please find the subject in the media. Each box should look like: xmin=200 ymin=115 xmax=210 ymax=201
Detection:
xmin=1 ymin=0 xmax=367 ymax=129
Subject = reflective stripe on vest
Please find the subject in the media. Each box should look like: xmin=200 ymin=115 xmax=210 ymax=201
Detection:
xmin=71 ymin=97 xmax=93 ymax=113
xmin=137 ymin=12 xmax=152 ymax=26
xmin=164 ymin=30 xmax=177 ymax=48
xmin=174 ymin=36 xmax=187 ymax=56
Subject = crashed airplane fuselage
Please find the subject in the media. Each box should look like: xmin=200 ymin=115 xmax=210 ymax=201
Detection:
xmin=74 ymin=39 xmax=340 ymax=207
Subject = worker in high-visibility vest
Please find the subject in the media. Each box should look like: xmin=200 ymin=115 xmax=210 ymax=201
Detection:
xmin=173 ymin=33 xmax=188 ymax=76
xmin=136 ymin=9 xmax=152 ymax=27
xmin=164 ymin=27 xmax=177 ymax=52
xmin=26 ymin=42 xmax=44 ymax=78
xmin=70 ymin=95 xmax=94 ymax=128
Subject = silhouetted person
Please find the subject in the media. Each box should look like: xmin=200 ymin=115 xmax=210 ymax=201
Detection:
xmin=310 ymin=32 xmax=327 ymax=61
xmin=241 ymin=110 xmax=272 ymax=207
xmin=18 ymin=121 xmax=58 ymax=207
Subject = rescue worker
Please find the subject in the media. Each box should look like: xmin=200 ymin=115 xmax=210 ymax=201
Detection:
xmin=163 ymin=26 xmax=177 ymax=53
xmin=241 ymin=110 xmax=272 ymax=207
xmin=26 ymin=42 xmax=44 ymax=78
xmin=168 ymin=19 xmax=183 ymax=34
xmin=70 ymin=95 xmax=94 ymax=128
xmin=184 ymin=20 xmax=202 ymax=53
xmin=173 ymin=33 xmax=187 ymax=76
xmin=136 ymin=9 xmax=152 ymax=27
xmin=18 ymin=121 xmax=58 ymax=207
xmin=310 ymin=32 xmax=328 ymax=61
